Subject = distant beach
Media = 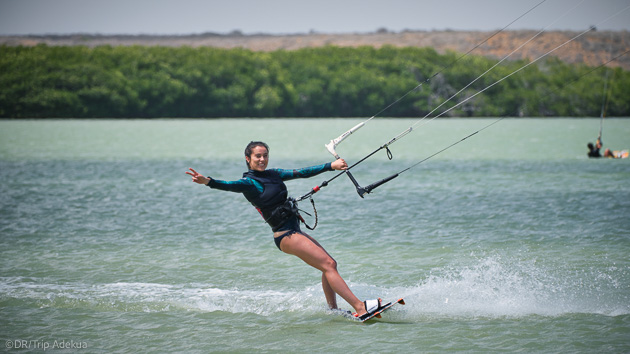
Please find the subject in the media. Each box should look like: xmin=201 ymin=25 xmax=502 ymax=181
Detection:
xmin=2 ymin=30 xmax=629 ymax=70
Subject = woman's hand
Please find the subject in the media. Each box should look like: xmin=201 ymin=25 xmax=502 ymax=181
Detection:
xmin=331 ymin=158 xmax=348 ymax=170
xmin=186 ymin=168 xmax=211 ymax=185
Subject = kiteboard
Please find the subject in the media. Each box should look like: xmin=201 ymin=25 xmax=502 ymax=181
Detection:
xmin=613 ymin=150 xmax=629 ymax=159
xmin=330 ymin=298 xmax=405 ymax=322
xmin=356 ymin=298 xmax=405 ymax=322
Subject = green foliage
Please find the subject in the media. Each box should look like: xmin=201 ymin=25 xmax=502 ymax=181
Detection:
xmin=0 ymin=44 xmax=628 ymax=118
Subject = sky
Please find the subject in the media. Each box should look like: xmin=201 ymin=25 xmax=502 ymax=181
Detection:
xmin=0 ymin=0 xmax=629 ymax=36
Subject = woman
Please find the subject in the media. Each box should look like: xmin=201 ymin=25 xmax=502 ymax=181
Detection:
xmin=186 ymin=141 xmax=380 ymax=319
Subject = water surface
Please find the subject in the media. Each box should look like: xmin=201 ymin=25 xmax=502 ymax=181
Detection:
xmin=1 ymin=118 xmax=629 ymax=352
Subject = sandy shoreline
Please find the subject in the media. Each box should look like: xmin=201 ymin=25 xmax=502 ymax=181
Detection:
xmin=1 ymin=30 xmax=629 ymax=70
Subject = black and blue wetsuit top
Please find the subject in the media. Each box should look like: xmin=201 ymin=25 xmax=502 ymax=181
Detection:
xmin=207 ymin=163 xmax=333 ymax=232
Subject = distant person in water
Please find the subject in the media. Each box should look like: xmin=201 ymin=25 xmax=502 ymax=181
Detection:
xmin=186 ymin=141 xmax=382 ymax=320
xmin=587 ymin=140 xmax=602 ymax=158
xmin=588 ymin=138 xmax=617 ymax=158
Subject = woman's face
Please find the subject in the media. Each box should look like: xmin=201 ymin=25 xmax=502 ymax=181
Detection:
xmin=246 ymin=145 xmax=269 ymax=171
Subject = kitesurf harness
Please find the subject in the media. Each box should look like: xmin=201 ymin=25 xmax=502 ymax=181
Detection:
xmin=259 ymin=197 xmax=318 ymax=231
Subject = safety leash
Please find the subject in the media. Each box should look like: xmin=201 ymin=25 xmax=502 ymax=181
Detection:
xmin=297 ymin=197 xmax=318 ymax=230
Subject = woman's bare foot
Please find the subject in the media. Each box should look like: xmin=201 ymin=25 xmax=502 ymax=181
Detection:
xmin=352 ymin=299 xmax=381 ymax=318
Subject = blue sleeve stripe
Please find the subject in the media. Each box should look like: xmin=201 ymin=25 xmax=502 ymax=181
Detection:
xmin=273 ymin=163 xmax=332 ymax=180
xmin=208 ymin=177 xmax=263 ymax=193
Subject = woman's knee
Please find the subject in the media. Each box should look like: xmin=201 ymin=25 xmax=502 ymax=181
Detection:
xmin=322 ymin=257 xmax=338 ymax=272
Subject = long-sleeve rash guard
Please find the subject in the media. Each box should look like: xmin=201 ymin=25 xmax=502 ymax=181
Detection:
xmin=207 ymin=163 xmax=333 ymax=231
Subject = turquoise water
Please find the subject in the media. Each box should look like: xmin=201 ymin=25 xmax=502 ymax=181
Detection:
xmin=1 ymin=118 xmax=629 ymax=353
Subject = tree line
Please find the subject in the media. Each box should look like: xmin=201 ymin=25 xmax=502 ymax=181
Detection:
xmin=1 ymin=44 xmax=628 ymax=118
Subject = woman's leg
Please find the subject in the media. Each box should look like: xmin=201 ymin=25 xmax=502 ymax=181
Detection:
xmin=278 ymin=232 xmax=366 ymax=315
xmin=321 ymin=273 xmax=337 ymax=309
xmin=295 ymin=234 xmax=337 ymax=308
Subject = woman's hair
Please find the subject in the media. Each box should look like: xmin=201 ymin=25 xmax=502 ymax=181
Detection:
xmin=245 ymin=141 xmax=269 ymax=157
xmin=244 ymin=141 xmax=269 ymax=168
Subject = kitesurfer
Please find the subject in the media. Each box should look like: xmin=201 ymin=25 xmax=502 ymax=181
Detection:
xmin=186 ymin=141 xmax=381 ymax=319
xmin=588 ymin=138 xmax=616 ymax=158
xmin=587 ymin=139 xmax=602 ymax=158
